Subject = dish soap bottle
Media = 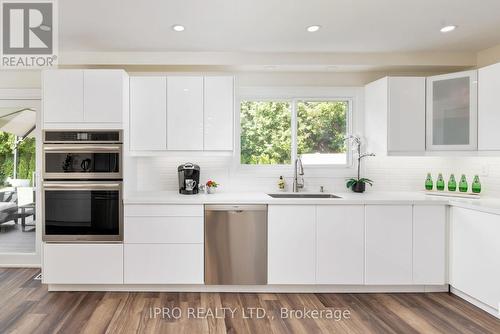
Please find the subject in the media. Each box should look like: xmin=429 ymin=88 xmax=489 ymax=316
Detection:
xmin=425 ymin=173 xmax=433 ymax=191
xmin=459 ymin=174 xmax=468 ymax=193
xmin=278 ymin=176 xmax=286 ymax=191
xmin=448 ymin=174 xmax=457 ymax=192
xmin=436 ymin=173 xmax=445 ymax=191
xmin=472 ymin=175 xmax=481 ymax=194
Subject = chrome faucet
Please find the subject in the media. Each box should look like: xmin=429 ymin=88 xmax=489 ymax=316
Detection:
xmin=293 ymin=156 xmax=304 ymax=192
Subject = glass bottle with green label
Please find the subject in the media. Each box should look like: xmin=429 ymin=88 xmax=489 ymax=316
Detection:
xmin=459 ymin=174 xmax=468 ymax=193
xmin=425 ymin=173 xmax=433 ymax=190
xmin=448 ymin=174 xmax=457 ymax=192
xmin=472 ymin=175 xmax=481 ymax=194
xmin=436 ymin=173 xmax=445 ymax=191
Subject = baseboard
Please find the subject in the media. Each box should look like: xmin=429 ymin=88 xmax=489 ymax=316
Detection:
xmin=450 ymin=286 xmax=500 ymax=319
xmin=0 ymin=264 xmax=41 ymax=268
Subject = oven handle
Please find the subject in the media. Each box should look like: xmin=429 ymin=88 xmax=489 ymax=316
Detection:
xmin=43 ymin=182 xmax=122 ymax=190
xmin=43 ymin=145 xmax=122 ymax=152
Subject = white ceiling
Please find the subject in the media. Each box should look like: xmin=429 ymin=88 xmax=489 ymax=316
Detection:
xmin=59 ymin=0 xmax=500 ymax=53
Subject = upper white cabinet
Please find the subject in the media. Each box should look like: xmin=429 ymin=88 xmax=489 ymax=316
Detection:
xmin=204 ymin=76 xmax=234 ymax=151
xmin=478 ymin=62 xmax=500 ymax=150
xmin=43 ymin=69 xmax=127 ymax=126
xmin=268 ymin=205 xmax=316 ymax=284
xmin=426 ymin=70 xmax=478 ymax=151
xmin=43 ymin=70 xmax=84 ymax=123
xmin=365 ymin=205 xmax=413 ymax=285
xmin=167 ymin=76 xmax=204 ymax=150
xmin=365 ymin=77 xmax=426 ymax=154
xmin=129 ymin=76 xmax=167 ymax=151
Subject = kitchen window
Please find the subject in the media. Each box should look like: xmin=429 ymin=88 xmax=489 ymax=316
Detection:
xmin=240 ymin=98 xmax=352 ymax=167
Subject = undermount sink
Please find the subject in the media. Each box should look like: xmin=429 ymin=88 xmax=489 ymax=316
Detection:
xmin=267 ymin=193 xmax=342 ymax=199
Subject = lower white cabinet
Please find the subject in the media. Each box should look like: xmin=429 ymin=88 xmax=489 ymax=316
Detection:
xmin=268 ymin=205 xmax=316 ymax=284
xmin=450 ymin=207 xmax=500 ymax=310
xmin=316 ymin=205 xmax=364 ymax=284
xmin=365 ymin=205 xmax=413 ymax=284
xmin=124 ymin=216 xmax=203 ymax=244
xmin=124 ymin=244 xmax=203 ymax=284
xmin=43 ymin=244 xmax=123 ymax=284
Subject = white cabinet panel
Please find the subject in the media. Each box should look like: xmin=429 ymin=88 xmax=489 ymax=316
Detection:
xmin=43 ymin=70 xmax=84 ymax=123
xmin=124 ymin=204 xmax=203 ymax=217
xmin=167 ymin=76 xmax=204 ymax=150
xmin=84 ymin=70 xmax=125 ymax=123
xmin=204 ymin=76 xmax=234 ymax=150
xmin=125 ymin=216 xmax=203 ymax=244
xmin=316 ymin=205 xmax=364 ymax=284
xmin=478 ymin=63 xmax=500 ymax=150
xmin=413 ymin=205 xmax=446 ymax=284
xmin=365 ymin=205 xmax=413 ymax=284
xmin=124 ymin=244 xmax=204 ymax=284
xmin=268 ymin=205 xmax=316 ymax=284
xmin=451 ymin=207 xmax=500 ymax=309
xmin=129 ymin=77 xmax=167 ymax=150
xmin=43 ymin=244 xmax=123 ymax=284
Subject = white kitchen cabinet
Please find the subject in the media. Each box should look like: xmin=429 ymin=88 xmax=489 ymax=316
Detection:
xmin=43 ymin=243 xmax=123 ymax=284
xmin=450 ymin=207 xmax=500 ymax=310
xmin=316 ymin=205 xmax=364 ymax=284
xmin=268 ymin=205 xmax=316 ymax=284
xmin=125 ymin=216 xmax=203 ymax=244
xmin=167 ymin=76 xmax=204 ymax=150
xmin=426 ymin=70 xmax=478 ymax=151
xmin=413 ymin=205 xmax=446 ymax=284
xmin=84 ymin=70 xmax=126 ymax=123
xmin=129 ymin=77 xmax=167 ymax=150
xmin=124 ymin=244 xmax=204 ymax=284
xmin=43 ymin=70 xmax=84 ymax=123
xmin=478 ymin=62 xmax=500 ymax=150
xmin=365 ymin=76 xmax=426 ymax=154
xmin=204 ymin=76 xmax=234 ymax=151
xmin=365 ymin=205 xmax=413 ymax=284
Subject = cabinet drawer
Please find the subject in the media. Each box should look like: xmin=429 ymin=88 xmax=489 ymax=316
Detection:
xmin=124 ymin=244 xmax=203 ymax=284
xmin=125 ymin=217 xmax=203 ymax=243
xmin=124 ymin=204 xmax=203 ymax=217
xmin=43 ymin=243 xmax=123 ymax=284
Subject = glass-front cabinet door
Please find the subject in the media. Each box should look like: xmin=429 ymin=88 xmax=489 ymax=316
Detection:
xmin=426 ymin=70 xmax=478 ymax=151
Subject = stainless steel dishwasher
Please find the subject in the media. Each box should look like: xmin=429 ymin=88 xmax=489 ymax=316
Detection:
xmin=205 ymin=204 xmax=267 ymax=285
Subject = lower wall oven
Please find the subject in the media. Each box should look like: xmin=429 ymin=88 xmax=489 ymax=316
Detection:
xmin=42 ymin=181 xmax=123 ymax=242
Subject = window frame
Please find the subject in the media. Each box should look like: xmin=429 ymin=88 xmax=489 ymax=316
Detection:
xmin=235 ymin=87 xmax=357 ymax=174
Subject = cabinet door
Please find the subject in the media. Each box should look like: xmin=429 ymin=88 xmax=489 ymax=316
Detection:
xmin=451 ymin=207 xmax=500 ymax=309
xmin=388 ymin=77 xmax=426 ymax=153
xmin=204 ymin=76 xmax=234 ymax=150
xmin=478 ymin=63 xmax=500 ymax=150
xmin=167 ymin=76 xmax=204 ymax=150
xmin=413 ymin=205 xmax=446 ymax=284
xmin=124 ymin=244 xmax=203 ymax=284
xmin=365 ymin=205 xmax=413 ymax=284
xmin=129 ymin=77 xmax=167 ymax=151
xmin=426 ymin=70 xmax=478 ymax=151
xmin=316 ymin=205 xmax=364 ymax=284
xmin=43 ymin=70 xmax=84 ymax=123
xmin=268 ymin=205 xmax=316 ymax=284
xmin=43 ymin=244 xmax=123 ymax=284
xmin=84 ymin=70 xmax=125 ymax=123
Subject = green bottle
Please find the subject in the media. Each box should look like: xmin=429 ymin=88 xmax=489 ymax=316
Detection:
xmin=425 ymin=173 xmax=433 ymax=190
xmin=436 ymin=173 xmax=445 ymax=191
xmin=472 ymin=175 xmax=481 ymax=194
xmin=459 ymin=174 xmax=468 ymax=193
xmin=448 ymin=174 xmax=457 ymax=192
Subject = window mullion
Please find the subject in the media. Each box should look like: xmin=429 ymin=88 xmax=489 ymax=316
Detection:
xmin=291 ymin=99 xmax=297 ymax=164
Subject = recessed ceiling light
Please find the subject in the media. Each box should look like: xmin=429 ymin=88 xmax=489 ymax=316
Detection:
xmin=306 ymin=25 xmax=321 ymax=32
xmin=440 ymin=25 xmax=457 ymax=33
xmin=172 ymin=24 xmax=185 ymax=32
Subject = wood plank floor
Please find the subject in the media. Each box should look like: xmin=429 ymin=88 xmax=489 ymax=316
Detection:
xmin=0 ymin=268 xmax=499 ymax=334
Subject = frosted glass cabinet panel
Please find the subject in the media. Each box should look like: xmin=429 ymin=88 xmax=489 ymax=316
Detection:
xmin=426 ymin=70 xmax=478 ymax=151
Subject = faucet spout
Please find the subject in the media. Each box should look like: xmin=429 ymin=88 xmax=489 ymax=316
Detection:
xmin=293 ymin=156 xmax=304 ymax=192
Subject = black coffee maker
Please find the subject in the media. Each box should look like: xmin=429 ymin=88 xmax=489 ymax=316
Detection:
xmin=178 ymin=163 xmax=200 ymax=194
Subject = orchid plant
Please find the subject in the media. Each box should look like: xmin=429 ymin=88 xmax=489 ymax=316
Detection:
xmin=345 ymin=135 xmax=375 ymax=193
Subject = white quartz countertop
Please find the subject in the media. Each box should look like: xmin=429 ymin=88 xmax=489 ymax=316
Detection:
xmin=123 ymin=191 xmax=500 ymax=215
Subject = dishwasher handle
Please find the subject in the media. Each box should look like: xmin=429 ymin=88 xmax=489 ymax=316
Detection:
xmin=205 ymin=204 xmax=267 ymax=212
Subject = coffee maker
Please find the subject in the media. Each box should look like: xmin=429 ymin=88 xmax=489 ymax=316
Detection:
xmin=178 ymin=163 xmax=200 ymax=194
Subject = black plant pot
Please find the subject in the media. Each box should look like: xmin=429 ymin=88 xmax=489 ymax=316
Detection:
xmin=351 ymin=182 xmax=366 ymax=193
